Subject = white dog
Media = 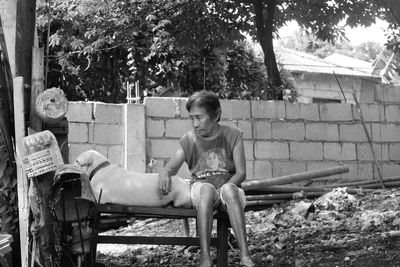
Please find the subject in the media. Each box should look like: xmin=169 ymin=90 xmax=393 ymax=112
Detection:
xmin=73 ymin=150 xmax=192 ymax=208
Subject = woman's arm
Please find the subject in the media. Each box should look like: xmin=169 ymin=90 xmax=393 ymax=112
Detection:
xmin=228 ymin=136 xmax=246 ymax=186
xmin=159 ymin=145 xmax=186 ymax=194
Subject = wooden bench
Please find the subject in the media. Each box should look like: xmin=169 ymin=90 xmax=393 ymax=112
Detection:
xmin=91 ymin=204 xmax=231 ymax=267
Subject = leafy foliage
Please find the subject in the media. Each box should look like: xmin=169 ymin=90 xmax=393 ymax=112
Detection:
xmin=278 ymin=33 xmax=382 ymax=62
xmin=37 ymin=0 xmax=393 ymax=102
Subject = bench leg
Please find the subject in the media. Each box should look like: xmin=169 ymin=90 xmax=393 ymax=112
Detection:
xmin=182 ymin=218 xmax=190 ymax=237
xmin=216 ymin=218 xmax=229 ymax=267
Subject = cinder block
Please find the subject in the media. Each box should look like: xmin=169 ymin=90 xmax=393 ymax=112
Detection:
xmin=306 ymin=123 xmax=339 ymax=141
xmin=376 ymin=84 xmax=400 ymax=103
xmin=254 ymin=121 xmax=272 ymax=140
xmin=243 ymin=140 xmax=254 ymax=160
xmin=389 ymin=143 xmax=400 ymax=161
xmin=68 ymin=143 xmax=94 ymax=164
xmin=371 ymin=123 xmax=400 ymax=142
xmin=273 ymin=161 xmax=306 ymax=177
xmin=91 ymin=124 xmax=124 ymax=145
xmin=251 ymin=100 xmax=285 ymax=119
xmin=290 ymin=142 xmax=323 ymax=160
xmin=108 ymin=145 xmax=124 ymax=167
xmin=382 ymin=163 xmax=400 ymax=177
xmin=357 ymin=143 xmax=389 ymax=161
xmin=68 ymin=122 xmax=88 ymax=143
xmin=220 ymin=120 xmax=237 ymax=129
xmin=238 ymin=120 xmax=252 ymax=139
xmin=272 ymin=122 xmax=305 ymax=141
xmin=324 ymin=143 xmax=356 ymax=160
xmin=245 ymin=161 xmax=254 ymax=180
xmin=150 ymin=139 xmax=180 ymax=158
xmin=353 ymin=103 xmax=384 ymax=122
xmin=66 ymin=101 xmax=93 ymax=122
xmin=93 ymin=103 xmax=123 ymax=124
xmin=286 ymin=103 xmax=319 ymax=121
xmin=306 ymin=162 xmax=342 ymax=180
xmin=253 ymin=160 xmax=272 ymax=179
xmin=254 ymin=141 xmax=289 ymax=159
xmin=179 ymin=98 xmax=189 ymax=118
xmin=319 ymin=103 xmax=353 ymax=121
xmin=165 ymin=119 xmax=192 ymax=138
xmin=339 ymin=124 xmax=369 ymax=142
xmin=220 ymin=100 xmax=251 ymax=119
xmin=144 ymin=97 xmax=180 ymax=117
xmin=146 ymin=119 xmax=165 ymax=137
xmin=385 ymin=105 xmax=400 ymax=122
xmin=357 ymin=162 xmax=374 ymax=180
xmin=340 ymin=162 xmax=358 ymax=180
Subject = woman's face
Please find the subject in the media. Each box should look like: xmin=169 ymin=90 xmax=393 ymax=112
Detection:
xmin=189 ymin=105 xmax=218 ymax=137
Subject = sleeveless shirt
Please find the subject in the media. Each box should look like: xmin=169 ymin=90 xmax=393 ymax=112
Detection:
xmin=179 ymin=125 xmax=243 ymax=189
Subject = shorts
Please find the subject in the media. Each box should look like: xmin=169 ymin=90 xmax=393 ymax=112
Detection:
xmin=190 ymin=182 xmax=246 ymax=210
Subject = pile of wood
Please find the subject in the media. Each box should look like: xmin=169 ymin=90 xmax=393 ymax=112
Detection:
xmin=242 ymin=166 xmax=397 ymax=208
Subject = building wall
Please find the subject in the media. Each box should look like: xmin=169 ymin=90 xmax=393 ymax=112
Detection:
xmin=66 ymin=85 xmax=400 ymax=183
xmin=293 ymin=72 xmax=378 ymax=105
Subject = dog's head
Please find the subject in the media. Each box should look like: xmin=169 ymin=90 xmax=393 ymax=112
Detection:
xmin=73 ymin=150 xmax=110 ymax=178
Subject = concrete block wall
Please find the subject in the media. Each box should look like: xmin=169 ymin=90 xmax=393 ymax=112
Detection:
xmin=67 ymin=85 xmax=400 ymax=183
xmin=66 ymin=102 xmax=126 ymax=166
xmin=145 ymin=96 xmax=400 ymax=182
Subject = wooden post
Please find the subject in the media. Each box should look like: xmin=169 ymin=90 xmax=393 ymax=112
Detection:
xmin=30 ymin=45 xmax=44 ymax=132
xmin=13 ymin=76 xmax=29 ymax=267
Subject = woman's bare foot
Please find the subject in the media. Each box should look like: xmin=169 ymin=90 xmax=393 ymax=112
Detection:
xmin=199 ymin=254 xmax=213 ymax=267
xmin=240 ymin=256 xmax=255 ymax=267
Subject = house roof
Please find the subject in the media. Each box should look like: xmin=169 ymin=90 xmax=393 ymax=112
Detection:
xmin=324 ymin=53 xmax=374 ymax=74
xmin=276 ymin=48 xmax=381 ymax=82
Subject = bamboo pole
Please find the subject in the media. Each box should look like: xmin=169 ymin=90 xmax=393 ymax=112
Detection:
xmin=318 ymin=176 xmax=400 ymax=188
xmin=14 ymin=76 xmax=29 ymax=267
xmin=242 ymin=166 xmax=349 ymax=191
xmin=351 ymin=91 xmax=385 ymax=189
xmin=245 ymin=199 xmax=285 ymax=207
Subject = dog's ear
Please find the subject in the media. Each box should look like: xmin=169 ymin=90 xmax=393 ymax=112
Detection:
xmin=75 ymin=155 xmax=93 ymax=168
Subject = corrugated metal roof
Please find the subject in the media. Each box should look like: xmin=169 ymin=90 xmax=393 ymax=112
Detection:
xmin=276 ymin=48 xmax=381 ymax=82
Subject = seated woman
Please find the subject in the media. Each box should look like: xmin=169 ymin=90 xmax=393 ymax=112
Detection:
xmin=159 ymin=90 xmax=254 ymax=267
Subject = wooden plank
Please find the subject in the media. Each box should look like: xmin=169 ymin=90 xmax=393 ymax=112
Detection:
xmin=97 ymin=235 xmax=219 ymax=247
xmin=98 ymin=204 xmax=229 ymax=219
xmin=13 ymin=76 xmax=29 ymax=267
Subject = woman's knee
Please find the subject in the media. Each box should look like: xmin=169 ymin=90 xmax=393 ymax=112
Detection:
xmin=192 ymin=183 xmax=217 ymax=209
xmin=220 ymin=183 xmax=238 ymax=202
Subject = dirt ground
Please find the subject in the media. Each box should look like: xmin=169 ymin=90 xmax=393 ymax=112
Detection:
xmin=95 ymin=188 xmax=400 ymax=266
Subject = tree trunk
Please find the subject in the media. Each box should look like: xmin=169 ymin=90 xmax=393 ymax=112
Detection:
xmin=253 ymin=0 xmax=283 ymax=99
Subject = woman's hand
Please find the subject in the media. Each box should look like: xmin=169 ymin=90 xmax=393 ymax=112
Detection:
xmin=158 ymin=145 xmax=186 ymax=195
xmin=159 ymin=170 xmax=172 ymax=195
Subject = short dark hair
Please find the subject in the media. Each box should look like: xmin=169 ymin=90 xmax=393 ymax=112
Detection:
xmin=186 ymin=91 xmax=221 ymax=121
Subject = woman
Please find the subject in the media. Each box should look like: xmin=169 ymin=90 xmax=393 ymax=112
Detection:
xmin=159 ymin=90 xmax=254 ymax=267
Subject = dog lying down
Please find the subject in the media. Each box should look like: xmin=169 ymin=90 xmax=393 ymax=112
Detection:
xmin=73 ymin=150 xmax=192 ymax=208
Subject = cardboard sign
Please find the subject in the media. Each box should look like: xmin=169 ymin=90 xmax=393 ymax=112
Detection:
xmin=18 ymin=130 xmax=64 ymax=179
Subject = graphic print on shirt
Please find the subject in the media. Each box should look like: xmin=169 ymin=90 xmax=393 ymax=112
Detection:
xmin=192 ymin=148 xmax=231 ymax=188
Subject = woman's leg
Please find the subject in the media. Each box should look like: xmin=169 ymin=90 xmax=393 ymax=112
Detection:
xmin=196 ymin=183 xmax=218 ymax=267
xmin=220 ymin=183 xmax=254 ymax=267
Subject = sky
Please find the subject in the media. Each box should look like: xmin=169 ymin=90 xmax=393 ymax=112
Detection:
xmin=278 ymin=19 xmax=389 ymax=46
